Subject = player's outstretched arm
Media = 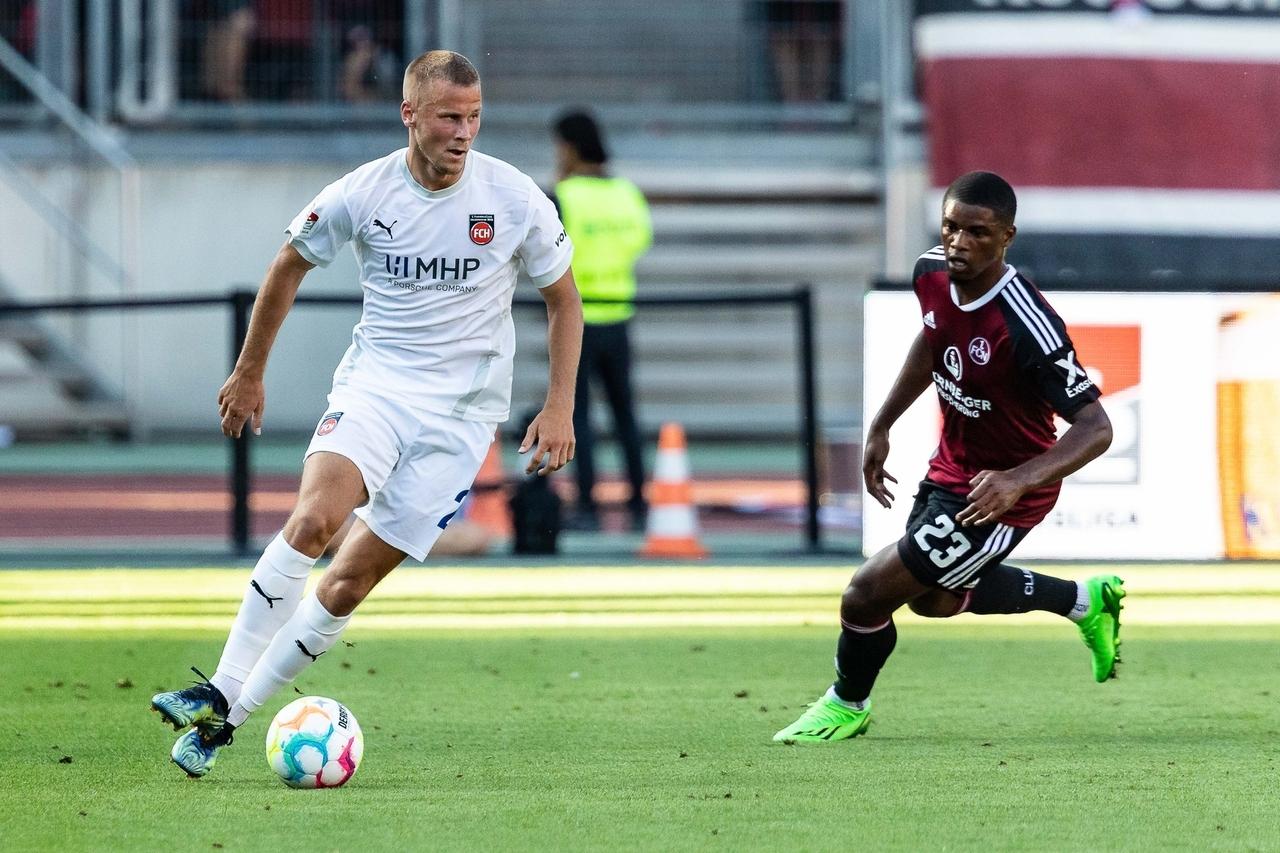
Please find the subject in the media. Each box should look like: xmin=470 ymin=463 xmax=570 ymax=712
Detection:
xmin=863 ymin=330 xmax=934 ymax=508
xmin=521 ymin=269 xmax=583 ymax=475
xmin=958 ymin=400 xmax=1112 ymax=527
xmin=217 ymin=242 xmax=315 ymax=438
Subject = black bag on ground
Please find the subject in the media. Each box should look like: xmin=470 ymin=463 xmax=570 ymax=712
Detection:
xmin=509 ymin=474 xmax=561 ymax=554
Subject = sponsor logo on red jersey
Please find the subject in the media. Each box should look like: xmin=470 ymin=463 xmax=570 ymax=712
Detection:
xmin=944 ymin=346 xmax=963 ymax=381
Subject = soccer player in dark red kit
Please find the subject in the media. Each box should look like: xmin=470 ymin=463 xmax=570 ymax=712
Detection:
xmin=775 ymin=171 xmax=1124 ymax=742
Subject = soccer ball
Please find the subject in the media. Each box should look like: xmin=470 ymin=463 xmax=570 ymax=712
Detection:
xmin=265 ymin=696 xmax=364 ymax=788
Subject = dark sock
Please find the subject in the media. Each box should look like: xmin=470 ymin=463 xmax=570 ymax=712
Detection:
xmin=832 ymin=619 xmax=897 ymax=703
xmin=966 ymin=565 xmax=1077 ymax=616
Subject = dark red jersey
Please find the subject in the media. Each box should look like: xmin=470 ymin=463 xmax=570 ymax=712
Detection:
xmin=911 ymin=246 xmax=1101 ymax=527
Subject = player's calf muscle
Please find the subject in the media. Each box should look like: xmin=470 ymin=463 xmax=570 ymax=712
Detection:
xmin=908 ymin=590 xmax=964 ymax=618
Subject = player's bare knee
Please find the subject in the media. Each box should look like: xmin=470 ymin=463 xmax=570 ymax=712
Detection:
xmin=283 ymin=507 xmax=344 ymax=557
xmin=840 ymin=580 xmax=881 ymax=626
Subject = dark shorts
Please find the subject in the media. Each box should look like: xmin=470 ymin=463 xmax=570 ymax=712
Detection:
xmin=896 ymin=481 xmax=1030 ymax=591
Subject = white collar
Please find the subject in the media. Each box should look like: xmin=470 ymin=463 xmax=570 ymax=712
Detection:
xmin=951 ymin=264 xmax=1017 ymax=312
xmin=400 ymin=148 xmax=472 ymax=200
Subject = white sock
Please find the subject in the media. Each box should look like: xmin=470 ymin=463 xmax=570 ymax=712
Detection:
xmin=227 ymin=593 xmax=351 ymax=727
xmin=824 ymin=685 xmax=868 ymax=711
xmin=211 ymin=533 xmax=316 ymax=707
xmin=1067 ymin=582 xmax=1092 ymax=623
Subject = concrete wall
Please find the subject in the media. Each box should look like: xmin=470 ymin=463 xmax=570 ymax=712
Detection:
xmin=1 ymin=160 xmax=385 ymax=433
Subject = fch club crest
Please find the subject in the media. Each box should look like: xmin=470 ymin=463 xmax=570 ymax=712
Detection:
xmin=316 ymin=411 xmax=343 ymax=436
xmin=469 ymin=214 xmax=494 ymax=245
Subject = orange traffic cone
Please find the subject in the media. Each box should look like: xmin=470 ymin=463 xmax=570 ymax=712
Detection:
xmin=639 ymin=422 xmax=708 ymax=558
xmin=465 ymin=433 xmax=512 ymax=537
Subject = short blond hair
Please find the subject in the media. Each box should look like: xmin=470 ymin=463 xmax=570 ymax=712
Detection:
xmin=402 ymin=50 xmax=480 ymax=101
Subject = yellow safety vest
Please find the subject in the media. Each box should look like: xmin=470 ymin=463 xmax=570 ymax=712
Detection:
xmin=554 ymin=175 xmax=652 ymax=325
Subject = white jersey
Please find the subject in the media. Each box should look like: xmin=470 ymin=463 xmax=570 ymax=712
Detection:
xmin=286 ymin=148 xmax=573 ymax=422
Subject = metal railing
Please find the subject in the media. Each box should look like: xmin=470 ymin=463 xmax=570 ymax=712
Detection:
xmin=0 ymin=287 xmax=825 ymax=555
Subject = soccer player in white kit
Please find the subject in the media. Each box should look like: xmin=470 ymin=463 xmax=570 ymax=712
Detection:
xmin=150 ymin=51 xmax=584 ymax=777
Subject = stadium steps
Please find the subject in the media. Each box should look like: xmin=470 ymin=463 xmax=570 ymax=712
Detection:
xmin=514 ymin=160 xmax=880 ymax=437
xmin=0 ymin=318 xmax=131 ymax=439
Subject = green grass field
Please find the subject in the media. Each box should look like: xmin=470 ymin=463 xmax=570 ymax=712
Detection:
xmin=3 ymin=566 xmax=1280 ymax=851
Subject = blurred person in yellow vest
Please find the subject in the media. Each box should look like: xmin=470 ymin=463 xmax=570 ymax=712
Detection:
xmin=552 ymin=110 xmax=652 ymax=531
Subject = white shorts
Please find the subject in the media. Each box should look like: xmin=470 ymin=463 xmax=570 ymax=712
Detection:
xmin=304 ymin=386 xmax=497 ymax=561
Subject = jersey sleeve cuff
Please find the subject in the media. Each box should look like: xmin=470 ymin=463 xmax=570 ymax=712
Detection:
xmin=286 ymin=235 xmax=330 ymax=268
xmin=1057 ymin=392 xmax=1100 ymax=422
xmin=529 ymin=253 xmax=572 ymax=288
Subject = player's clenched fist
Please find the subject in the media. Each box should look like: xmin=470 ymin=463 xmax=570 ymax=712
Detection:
xmin=218 ymin=372 xmax=265 ymax=438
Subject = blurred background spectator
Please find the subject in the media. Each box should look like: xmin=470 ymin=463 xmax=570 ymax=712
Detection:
xmin=0 ymin=0 xmax=37 ymax=102
xmin=551 ymin=110 xmax=653 ymax=533
xmin=759 ymin=0 xmax=844 ymax=102
xmin=335 ymin=0 xmax=403 ymax=103
xmin=197 ymin=0 xmax=256 ymax=103
xmin=250 ymin=0 xmax=313 ymax=101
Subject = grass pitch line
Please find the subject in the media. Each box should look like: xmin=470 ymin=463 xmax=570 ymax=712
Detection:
xmin=4 ymin=563 xmax=1280 ymax=600
xmin=2 ymin=595 xmax=1280 ymax=632
xmin=2 ymin=565 xmax=1279 ymax=630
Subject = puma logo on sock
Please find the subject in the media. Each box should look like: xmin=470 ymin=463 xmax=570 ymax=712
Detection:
xmin=250 ymin=580 xmax=284 ymax=608
xmin=295 ymin=640 xmax=324 ymax=662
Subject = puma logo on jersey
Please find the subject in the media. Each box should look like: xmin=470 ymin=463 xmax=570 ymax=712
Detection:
xmin=923 ymin=310 xmax=936 ymax=329
xmin=295 ymin=640 xmax=325 ymax=662
xmin=373 ymin=218 xmax=397 ymax=239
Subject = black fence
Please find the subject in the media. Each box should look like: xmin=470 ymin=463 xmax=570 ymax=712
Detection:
xmin=0 ymin=287 xmax=822 ymax=556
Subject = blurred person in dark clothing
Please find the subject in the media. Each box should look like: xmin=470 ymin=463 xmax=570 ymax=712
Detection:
xmin=761 ymin=0 xmax=843 ymax=102
xmin=551 ymin=111 xmax=652 ymax=531
xmin=335 ymin=0 xmax=402 ymax=103
xmin=195 ymin=0 xmax=255 ymax=102
xmin=0 ymin=1 xmax=36 ymax=101
xmin=250 ymin=0 xmax=312 ymax=100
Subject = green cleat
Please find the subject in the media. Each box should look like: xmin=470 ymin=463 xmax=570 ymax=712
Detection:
xmin=773 ymin=696 xmax=871 ymax=743
xmin=170 ymin=723 xmax=235 ymax=778
xmin=1076 ymin=575 xmax=1126 ymax=682
xmin=151 ymin=666 xmax=228 ymax=737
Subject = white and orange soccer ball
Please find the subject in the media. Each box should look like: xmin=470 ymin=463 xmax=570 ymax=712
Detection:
xmin=265 ymin=696 xmax=363 ymax=788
